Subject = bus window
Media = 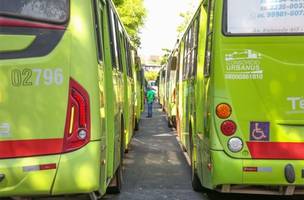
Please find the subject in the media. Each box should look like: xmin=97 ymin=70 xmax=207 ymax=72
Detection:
xmin=108 ymin=6 xmax=119 ymax=69
xmin=224 ymin=0 xmax=304 ymax=35
xmin=93 ymin=0 xmax=104 ymax=62
xmin=125 ymin=39 xmax=132 ymax=77
xmin=176 ymin=49 xmax=180 ymax=84
xmin=183 ymin=35 xmax=189 ymax=80
xmin=128 ymin=44 xmax=133 ymax=77
xmin=204 ymin=0 xmax=215 ymax=77
xmin=187 ymin=26 xmax=193 ymax=79
xmin=192 ymin=15 xmax=200 ymax=77
xmin=116 ymin=22 xmax=124 ymax=72
xmin=0 ymin=0 xmax=69 ymax=24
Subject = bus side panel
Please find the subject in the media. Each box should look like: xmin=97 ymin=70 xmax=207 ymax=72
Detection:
xmin=52 ymin=142 xmax=101 ymax=194
xmin=0 ymin=155 xmax=59 ymax=196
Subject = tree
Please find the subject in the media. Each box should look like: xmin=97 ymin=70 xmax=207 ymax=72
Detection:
xmin=112 ymin=0 xmax=124 ymax=6
xmin=160 ymin=48 xmax=171 ymax=66
xmin=144 ymin=71 xmax=158 ymax=81
xmin=177 ymin=11 xmax=192 ymax=36
xmin=176 ymin=1 xmax=198 ymax=37
xmin=113 ymin=0 xmax=146 ymax=48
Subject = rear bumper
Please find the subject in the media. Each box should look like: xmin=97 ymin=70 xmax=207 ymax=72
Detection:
xmin=0 ymin=141 xmax=101 ymax=197
xmin=211 ymin=150 xmax=304 ymax=195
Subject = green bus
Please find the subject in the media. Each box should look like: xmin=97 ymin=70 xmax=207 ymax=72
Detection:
xmin=0 ymin=0 xmax=141 ymax=198
xmin=158 ymin=66 xmax=166 ymax=109
xmin=164 ymin=51 xmax=178 ymax=128
xmin=133 ymin=54 xmax=144 ymax=130
xmin=174 ymin=0 xmax=304 ymax=195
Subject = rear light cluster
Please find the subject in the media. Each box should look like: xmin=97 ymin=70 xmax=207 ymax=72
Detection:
xmin=63 ymin=79 xmax=90 ymax=152
xmin=220 ymin=120 xmax=236 ymax=136
xmin=216 ymin=103 xmax=231 ymax=119
xmin=216 ymin=103 xmax=243 ymax=152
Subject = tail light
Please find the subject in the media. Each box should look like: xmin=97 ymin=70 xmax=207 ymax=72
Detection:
xmin=63 ymin=78 xmax=90 ymax=152
xmin=221 ymin=120 xmax=236 ymax=136
xmin=216 ymin=103 xmax=232 ymax=119
xmin=228 ymin=137 xmax=243 ymax=152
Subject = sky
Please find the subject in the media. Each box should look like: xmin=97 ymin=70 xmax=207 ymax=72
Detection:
xmin=139 ymin=0 xmax=200 ymax=60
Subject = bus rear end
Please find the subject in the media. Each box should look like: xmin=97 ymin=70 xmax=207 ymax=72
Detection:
xmin=210 ymin=0 xmax=304 ymax=195
xmin=0 ymin=0 xmax=101 ymax=197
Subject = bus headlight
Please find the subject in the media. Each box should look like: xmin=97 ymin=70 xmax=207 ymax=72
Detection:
xmin=228 ymin=137 xmax=243 ymax=153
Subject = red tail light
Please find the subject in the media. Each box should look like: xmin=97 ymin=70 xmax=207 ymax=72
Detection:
xmin=221 ymin=120 xmax=237 ymax=136
xmin=63 ymin=78 xmax=90 ymax=152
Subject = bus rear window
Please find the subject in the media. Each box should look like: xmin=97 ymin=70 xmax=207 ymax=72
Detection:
xmin=224 ymin=0 xmax=304 ymax=35
xmin=0 ymin=0 xmax=69 ymax=24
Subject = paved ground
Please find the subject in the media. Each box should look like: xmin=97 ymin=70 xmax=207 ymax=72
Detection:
xmin=105 ymin=104 xmax=204 ymax=200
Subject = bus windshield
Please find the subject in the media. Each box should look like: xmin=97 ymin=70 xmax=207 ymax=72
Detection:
xmin=0 ymin=0 xmax=69 ymax=24
xmin=225 ymin=0 xmax=304 ymax=35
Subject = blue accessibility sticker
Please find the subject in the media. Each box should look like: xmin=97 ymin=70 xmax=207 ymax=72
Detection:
xmin=250 ymin=122 xmax=270 ymax=141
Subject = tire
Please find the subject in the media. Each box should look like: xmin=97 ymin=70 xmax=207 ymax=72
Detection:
xmin=134 ymin=118 xmax=139 ymax=131
xmin=167 ymin=117 xmax=173 ymax=128
xmin=121 ymin=116 xmax=128 ymax=154
xmin=107 ymin=118 xmax=124 ymax=194
xmin=190 ymin=126 xmax=204 ymax=192
xmin=191 ymin=164 xmax=203 ymax=192
xmin=172 ymin=116 xmax=177 ymax=128
xmin=106 ymin=166 xmax=122 ymax=194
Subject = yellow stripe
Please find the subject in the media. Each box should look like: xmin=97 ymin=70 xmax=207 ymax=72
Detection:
xmin=69 ymin=106 xmax=75 ymax=134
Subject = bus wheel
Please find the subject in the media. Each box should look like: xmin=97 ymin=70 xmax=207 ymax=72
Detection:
xmin=106 ymin=166 xmax=122 ymax=194
xmin=167 ymin=117 xmax=173 ymax=128
xmin=134 ymin=117 xmax=139 ymax=131
xmin=89 ymin=191 xmax=102 ymax=200
xmin=108 ymin=116 xmax=124 ymax=194
xmin=190 ymin=128 xmax=203 ymax=192
xmin=191 ymin=162 xmax=203 ymax=192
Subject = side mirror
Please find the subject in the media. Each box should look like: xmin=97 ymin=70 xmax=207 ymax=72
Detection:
xmin=170 ymin=56 xmax=177 ymax=71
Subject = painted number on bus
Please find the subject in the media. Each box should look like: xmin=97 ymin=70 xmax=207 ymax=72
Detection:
xmin=11 ymin=68 xmax=64 ymax=87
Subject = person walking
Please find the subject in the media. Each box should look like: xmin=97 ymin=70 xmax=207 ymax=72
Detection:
xmin=146 ymin=87 xmax=155 ymax=118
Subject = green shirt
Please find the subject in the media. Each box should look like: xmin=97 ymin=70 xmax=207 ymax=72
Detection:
xmin=146 ymin=89 xmax=155 ymax=104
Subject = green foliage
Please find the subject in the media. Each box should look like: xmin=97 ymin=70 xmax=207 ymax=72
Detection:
xmin=112 ymin=0 xmax=124 ymax=6
xmin=177 ymin=1 xmax=198 ymax=37
xmin=177 ymin=11 xmax=192 ymax=36
xmin=145 ymin=71 xmax=158 ymax=81
xmin=113 ymin=0 xmax=146 ymax=47
xmin=160 ymin=48 xmax=171 ymax=65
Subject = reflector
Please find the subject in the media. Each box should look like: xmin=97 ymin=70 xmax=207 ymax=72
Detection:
xmin=221 ymin=120 xmax=236 ymax=136
xmin=216 ymin=103 xmax=232 ymax=119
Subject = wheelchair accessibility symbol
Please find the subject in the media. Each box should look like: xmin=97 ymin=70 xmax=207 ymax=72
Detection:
xmin=250 ymin=122 xmax=270 ymax=141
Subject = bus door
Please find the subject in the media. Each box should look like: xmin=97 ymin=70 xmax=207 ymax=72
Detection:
xmin=94 ymin=0 xmax=107 ymax=189
xmin=106 ymin=3 xmax=123 ymax=178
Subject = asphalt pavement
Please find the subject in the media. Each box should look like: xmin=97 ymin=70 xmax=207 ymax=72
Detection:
xmin=105 ymin=104 xmax=204 ymax=200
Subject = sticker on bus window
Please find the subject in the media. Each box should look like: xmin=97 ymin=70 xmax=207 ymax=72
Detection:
xmin=226 ymin=0 xmax=304 ymax=34
xmin=250 ymin=122 xmax=270 ymax=141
